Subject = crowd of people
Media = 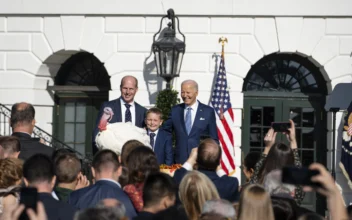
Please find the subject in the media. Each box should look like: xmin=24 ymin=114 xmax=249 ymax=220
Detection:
xmin=0 ymin=75 xmax=350 ymax=220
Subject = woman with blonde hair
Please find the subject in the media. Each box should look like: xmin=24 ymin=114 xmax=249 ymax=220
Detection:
xmin=0 ymin=158 xmax=23 ymax=215
xmin=237 ymin=184 xmax=274 ymax=220
xmin=179 ymin=171 xmax=220 ymax=220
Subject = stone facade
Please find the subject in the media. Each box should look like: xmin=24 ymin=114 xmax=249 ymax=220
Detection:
xmin=0 ymin=0 xmax=352 ymax=204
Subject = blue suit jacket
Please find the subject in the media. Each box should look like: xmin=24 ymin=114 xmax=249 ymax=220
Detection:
xmin=152 ymin=129 xmax=173 ymax=165
xmin=163 ymin=102 xmax=219 ymax=164
xmin=92 ymin=97 xmax=147 ymax=154
xmin=39 ymin=193 xmax=77 ymax=220
xmin=173 ymin=167 xmax=240 ymax=202
xmin=68 ymin=180 xmax=137 ymax=218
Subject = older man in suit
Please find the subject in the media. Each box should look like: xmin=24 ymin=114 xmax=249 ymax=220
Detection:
xmin=173 ymin=139 xmax=239 ymax=202
xmin=163 ymin=80 xmax=218 ymax=164
xmin=68 ymin=149 xmax=137 ymax=218
xmin=10 ymin=102 xmax=53 ymax=161
xmin=93 ymin=75 xmax=147 ymax=154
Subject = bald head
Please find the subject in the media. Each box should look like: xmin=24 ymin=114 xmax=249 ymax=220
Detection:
xmin=197 ymin=139 xmax=221 ymax=171
xmin=181 ymin=80 xmax=198 ymax=91
xmin=10 ymin=102 xmax=35 ymax=132
xmin=120 ymin=75 xmax=138 ymax=88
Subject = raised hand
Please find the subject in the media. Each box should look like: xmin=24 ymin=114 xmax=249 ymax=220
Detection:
xmin=75 ymin=172 xmax=90 ymax=190
xmin=264 ymin=128 xmax=277 ymax=154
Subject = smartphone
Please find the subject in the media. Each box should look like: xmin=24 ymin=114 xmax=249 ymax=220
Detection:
xmin=19 ymin=187 xmax=38 ymax=220
xmin=271 ymin=122 xmax=291 ymax=132
xmin=282 ymin=166 xmax=322 ymax=188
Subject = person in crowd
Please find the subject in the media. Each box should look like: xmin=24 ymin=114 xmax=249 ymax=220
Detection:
xmin=303 ymin=163 xmax=348 ymax=220
xmin=124 ymin=147 xmax=159 ymax=212
xmin=0 ymin=158 xmax=23 ymax=215
xmin=92 ymin=76 xmax=147 ymax=154
xmin=96 ymin=198 xmax=126 ymax=213
xmin=120 ymin=140 xmax=144 ymax=166
xmin=133 ymin=172 xmax=176 ymax=220
xmin=201 ymin=199 xmax=236 ymax=219
xmin=263 ymin=169 xmax=312 ymax=219
xmin=2 ymin=201 xmax=47 ymax=220
xmin=163 ymin=79 xmax=219 ymax=164
xmin=145 ymin=107 xmax=173 ymax=165
xmin=119 ymin=140 xmax=144 ymax=188
xmin=179 ymin=171 xmax=220 ymax=220
xmin=199 ymin=212 xmax=232 ymax=220
xmin=68 ymin=149 xmax=136 ymax=218
xmin=23 ymin=154 xmax=76 ymax=220
xmin=243 ymin=151 xmax=261 ymax=182
xmin=74 ymin=206 xmax=127 ymax=220
xmin=174 ymin=138 xmax=239 ymax=202
xmin=0 ymin=136 xmax=21 ymax=159
xmin=237 ymin=184 xmax=274 ymax=220
xmin=54 ymin=153 xmax=89 ymax=203
xmin=250 ymin=120 xmax=304 ymax=204
xmin=10 ymin=102 xmax=53 ymax=160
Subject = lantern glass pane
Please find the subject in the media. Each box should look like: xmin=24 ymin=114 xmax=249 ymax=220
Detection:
xmin=154 ymin=51 xmax=161 ymax=75
xmin=176 ymin=51 xmax=184 ymax=76
xmin=162 ymin=50 xmax=174 ymax=76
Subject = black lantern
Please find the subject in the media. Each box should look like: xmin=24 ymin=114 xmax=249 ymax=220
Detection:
xmin=152 ymin=9 xmax=186 ymax=89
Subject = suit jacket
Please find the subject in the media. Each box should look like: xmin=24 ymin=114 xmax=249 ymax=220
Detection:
xmin=174 ymin=167 xmax=239 ymax=202
xmin=92 ymin=97 xmax=147 ymax=154
xmin=39 ymin=193 xmax=77 ymax=220
xmin=133 ymin=211 xmax=155 ymax=220
xmin=152 ymin=129 xmax=173 ymax=165
xmin=163 ymin=101 xmax=219 ymax=164
xmin=68 ymin=180 xmax=137 ymax=218
xmin=12 ymin=132 xmax=54 ymax=161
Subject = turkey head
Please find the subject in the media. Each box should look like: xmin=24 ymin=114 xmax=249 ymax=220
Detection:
xmin=98 ymin=107 xmax=114 ymax=131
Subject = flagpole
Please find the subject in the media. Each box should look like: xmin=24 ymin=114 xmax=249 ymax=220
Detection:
xmin=218 ymin=37 xmax=228 ymax=120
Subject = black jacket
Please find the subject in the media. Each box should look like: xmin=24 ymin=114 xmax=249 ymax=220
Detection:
xmin=12 ymin=132 xmax=54 ymax=161
xmin=39 ymin=193 xmax=77 ymax=220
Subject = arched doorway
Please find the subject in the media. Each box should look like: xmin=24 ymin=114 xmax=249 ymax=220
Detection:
xmin=242 ymin=53 xmax=327 ymax=213
xmin=53 ymin=52 xmax=110 ymax=157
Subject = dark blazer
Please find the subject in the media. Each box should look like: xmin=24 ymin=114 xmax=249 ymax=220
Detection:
xmin=173 ymin=167 xmax=239 ymax=202
xmin=38 ymin=193 xmax=77 ymax=220
xmin=163 ymin=101 xmax=219 ymax=164
xmin=68 ymin=179 xmax=137 ymax=218
xmin=152 ymin=129 xmax=173 ymax=165
xmin=12 ymin=132 xmax=54 ymax=161
xmin=92 ymin=97 xmax=147 ymax=154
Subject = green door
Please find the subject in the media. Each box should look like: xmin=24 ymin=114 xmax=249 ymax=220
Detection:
xmin=242 ymin=97 xmax=326 ymax=213
xmin=54 ymin=93 xmax=107 ymax=157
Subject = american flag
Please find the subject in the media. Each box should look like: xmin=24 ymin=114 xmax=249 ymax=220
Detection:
xmin=210 ymin=54 xmax=236 ymax=175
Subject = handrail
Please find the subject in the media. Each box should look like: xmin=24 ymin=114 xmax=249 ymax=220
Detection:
xmin=0 ymin=103 xmax=92 ymax=170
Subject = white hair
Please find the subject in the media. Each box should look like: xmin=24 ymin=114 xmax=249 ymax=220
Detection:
xmin=181 ymin=79 xmax=198 ymax=91
xmin=263 ymin=169 xmax=295 ymax=195
xmin=201 ymin=199 xmax=236 ymax=218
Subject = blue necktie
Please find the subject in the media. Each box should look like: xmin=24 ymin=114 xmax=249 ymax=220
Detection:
xmin=125 ymin=104 xmax=132 ymax=122
xmin=150 ymin=132 xmax=156 ymax=149
xmin=185 ymin=107 xmax=192 ymax=135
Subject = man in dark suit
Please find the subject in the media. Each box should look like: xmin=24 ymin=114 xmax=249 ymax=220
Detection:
xmin=173 ymin=139 xmax=239 ymax=202
xmin=133 ymin=172 xmax=176 ymax=220
xmin=164 ymin=80 xmax=218 ymax=164
xmin=145 ymin=108 xmax=173 ymax=165
xmin=68 ymin=149 xmax=137 ymax=218
xmin=93 ymin=75 xmax=147 ymax=154
xmin=10 ymin=102 xmax=53 ymax=161
xmin=23 ymin=154 xmax=77 ymax=220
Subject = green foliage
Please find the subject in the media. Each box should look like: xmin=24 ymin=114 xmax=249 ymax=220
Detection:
xmin=155 ymin=88 xmax=180 ymax=122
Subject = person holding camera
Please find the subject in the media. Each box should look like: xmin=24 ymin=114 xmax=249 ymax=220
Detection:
xmin=249 ymin=119 xmax=304 ymax=205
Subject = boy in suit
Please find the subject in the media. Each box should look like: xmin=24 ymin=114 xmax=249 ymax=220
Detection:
xmin=145 ymin=108 xmax=173 ymax=165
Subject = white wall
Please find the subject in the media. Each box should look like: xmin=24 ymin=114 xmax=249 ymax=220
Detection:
xmin=0 ymin=0 xmax=352 ymax=203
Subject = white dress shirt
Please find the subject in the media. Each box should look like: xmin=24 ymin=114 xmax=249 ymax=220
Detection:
xmin=148 ymin=129 xmax=159 ymax=149
xmin=184 ymin=100 xmax=199 ymax=128
xmin=120 ymin=98 xmax=136 ymax=125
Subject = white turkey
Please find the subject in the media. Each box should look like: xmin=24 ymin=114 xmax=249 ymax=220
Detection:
xmin=95 ymin=107 xmax=151 ymax=155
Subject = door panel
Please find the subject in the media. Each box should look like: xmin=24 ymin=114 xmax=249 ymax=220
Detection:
xmin=55 ymin=95 xmax=107 ymax=157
